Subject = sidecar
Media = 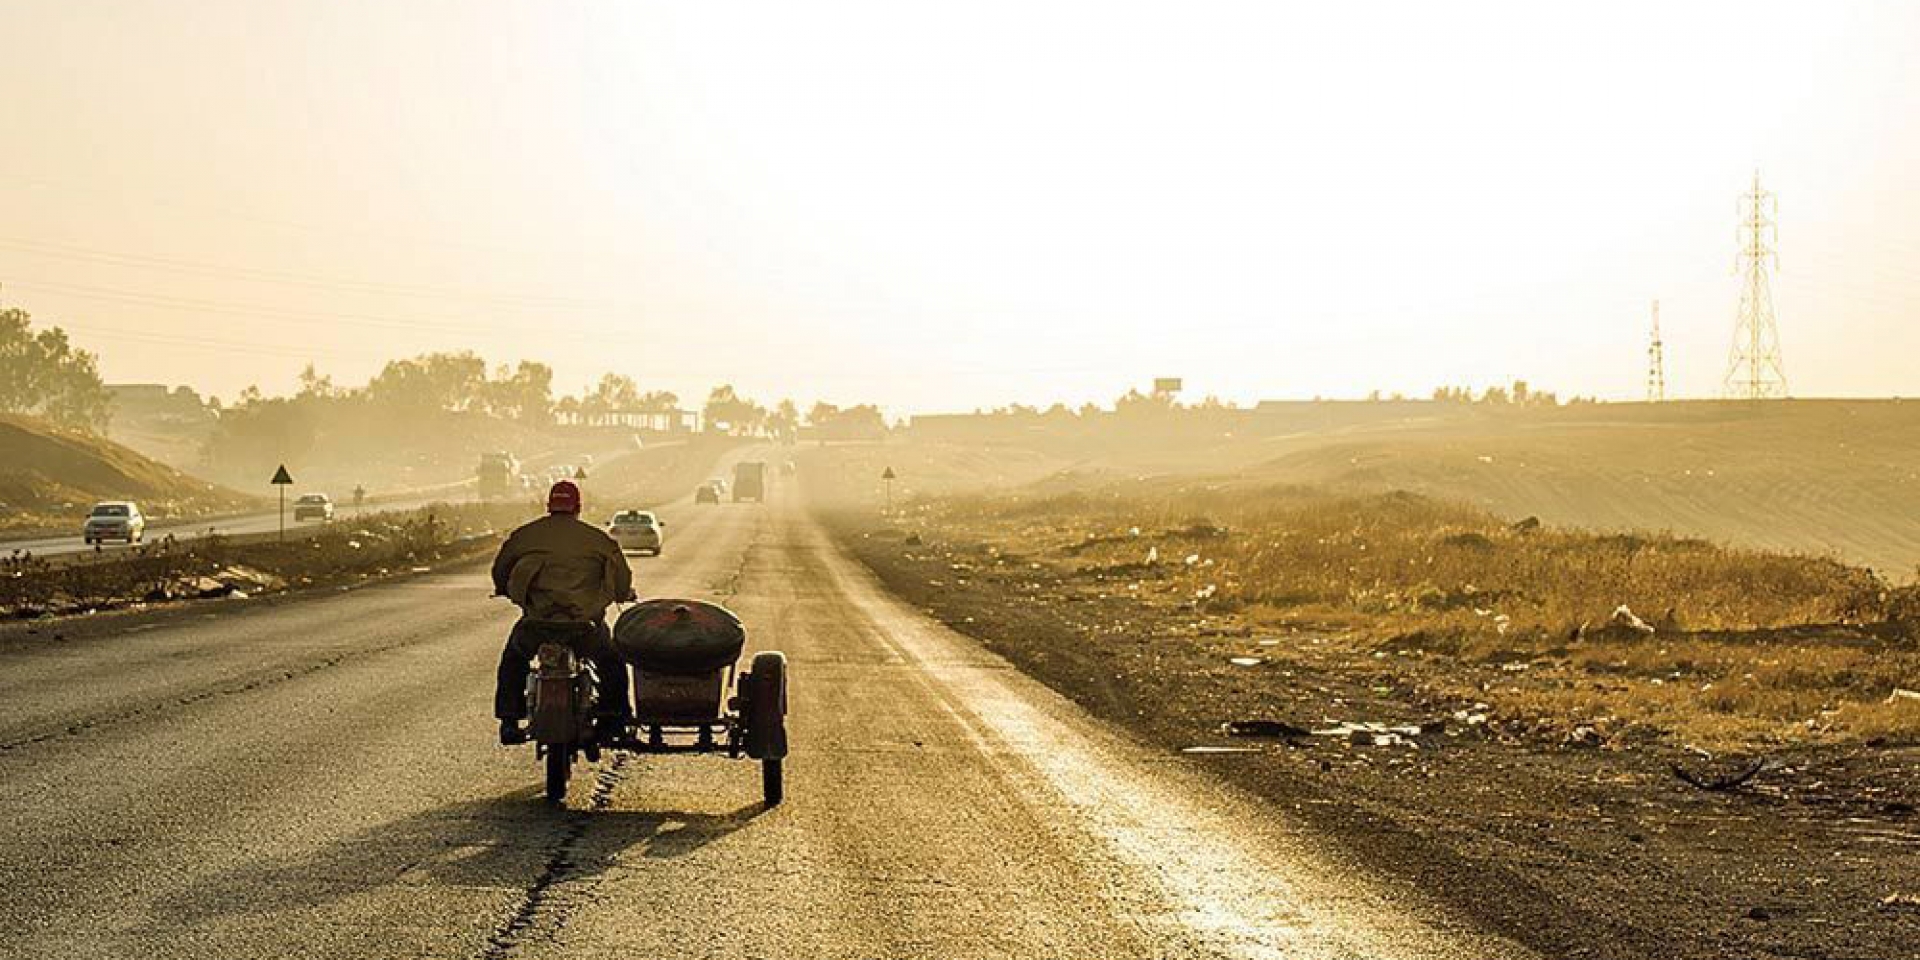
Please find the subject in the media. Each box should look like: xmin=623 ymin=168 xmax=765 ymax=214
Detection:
xmin=532 ymin=599 xmax=787 ymax=806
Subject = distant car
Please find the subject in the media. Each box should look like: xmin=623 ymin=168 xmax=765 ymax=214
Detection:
xmin=607 ymin=510 xmax=664 ymax=555
xmin=549 ymin=465 xmax=574 ymax=483
xmin=695 ymin=484 xmax=721 ymax=505
xmin=83 ymin=501 xmax=145 ymax=544
xmin=293 ymin=492 xmax=335 ymax=522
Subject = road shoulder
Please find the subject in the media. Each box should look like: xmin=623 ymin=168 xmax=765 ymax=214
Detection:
xmin=824 ymin=512 xmax=1920 ymax=960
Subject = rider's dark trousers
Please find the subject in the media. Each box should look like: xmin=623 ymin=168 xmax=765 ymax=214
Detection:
xmin=494 ymin=617 xmax=632 ymax=720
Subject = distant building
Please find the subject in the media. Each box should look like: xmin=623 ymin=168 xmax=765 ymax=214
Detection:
xmin=555 ymin=406 xmax=699 ymax=432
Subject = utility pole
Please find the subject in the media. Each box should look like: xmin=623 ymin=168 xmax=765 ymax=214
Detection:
xmin=1723 ymin=171 xmax=1788 ymax=399
xmin=1646 ymin=300 xmax=1666 ymax=403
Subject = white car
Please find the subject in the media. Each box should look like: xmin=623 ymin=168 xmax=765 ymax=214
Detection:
xmin=293 ymin=493 xmax=335 ymax=522
xmin=83 ymin=501 xmax=145 ymax=544
xmin=607 ymin=510 xmax=664 ymax=556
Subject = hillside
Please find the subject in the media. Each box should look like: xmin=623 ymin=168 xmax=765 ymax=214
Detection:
xmin=1246 ymin=400 xmax=1920 ymax=578
xmin=0 ymin=414 xmax=254 ymax=531
xmin=887 ymin=399 xmax=1920 ymax=580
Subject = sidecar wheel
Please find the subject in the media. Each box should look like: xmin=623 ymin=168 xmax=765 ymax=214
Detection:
xmin=544 ymin=747 xmax=571 ymax=804
xmin=761 ymin=757 xmax=783 ymax=806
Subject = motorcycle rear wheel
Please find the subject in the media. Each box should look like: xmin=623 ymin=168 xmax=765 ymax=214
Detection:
xmin=761 ymin=757 xmax=783 ymax=806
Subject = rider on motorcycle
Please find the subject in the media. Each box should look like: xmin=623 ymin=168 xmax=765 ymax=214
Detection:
xmin=491 ymin=479 xmax=635 ymax=744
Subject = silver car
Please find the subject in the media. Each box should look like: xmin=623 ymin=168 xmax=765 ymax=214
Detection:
xmin=293 ymin=493 xmax=334 ymax=522
xmin=83 ymin=501 xmax=145 ymax=545
xmin=607 ymin=510 xmax=664 ymax=556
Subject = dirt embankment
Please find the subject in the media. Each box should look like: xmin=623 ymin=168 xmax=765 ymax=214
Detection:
xmin=0 ymin=413 xmax=254 ymax=534
xmin=825 ymin=490 xmax=1920 ymax=960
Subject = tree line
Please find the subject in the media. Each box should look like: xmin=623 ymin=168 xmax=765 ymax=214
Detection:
xmin=268 ymin=352 xmax=885 ymax=436
xmin=0 ymin=308 xmax=110 ymax=429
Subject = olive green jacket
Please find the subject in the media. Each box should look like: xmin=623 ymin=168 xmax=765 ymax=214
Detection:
xmin=490 ymin=513 xmax=634 ymax=621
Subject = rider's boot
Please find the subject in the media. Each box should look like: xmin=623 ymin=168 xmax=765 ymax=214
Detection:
xmin=498 ymin=718 xmax=527 ymax=745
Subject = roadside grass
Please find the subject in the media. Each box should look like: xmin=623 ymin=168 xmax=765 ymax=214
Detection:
xmin=914 ymin=482 xmax=1919 ymax=749
xmin=0 ymin=501 xmax=529 ymax=617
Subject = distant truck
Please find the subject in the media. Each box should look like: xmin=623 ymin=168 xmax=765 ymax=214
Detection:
xmin=732 ymin=461 xmax=767 ymax=502
xmin=477 ymin=451 xmax=521 ymax=499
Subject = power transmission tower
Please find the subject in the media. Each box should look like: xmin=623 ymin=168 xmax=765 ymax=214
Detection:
xmin=1723 ymin=171 xmax=1787 ymax=398
xmin=1646 ymin=299 xmax=1666 ymax=402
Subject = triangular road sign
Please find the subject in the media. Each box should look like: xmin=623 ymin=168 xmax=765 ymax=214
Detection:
xmin=270 ymin=464 xmax=294 ymax=485
xmin=881 ymin=466 xmax=896 ymax=480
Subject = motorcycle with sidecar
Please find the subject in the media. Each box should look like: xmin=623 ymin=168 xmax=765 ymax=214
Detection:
xmin=518 ymin=599 xmax=788 ymax=805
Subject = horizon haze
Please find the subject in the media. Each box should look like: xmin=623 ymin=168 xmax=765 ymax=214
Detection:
xmin=3 ymin=1 xmax=1919 ymax=413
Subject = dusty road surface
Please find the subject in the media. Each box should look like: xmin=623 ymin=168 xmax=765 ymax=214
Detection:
xmin=0 ymin=480 xmax=1533 ymax=959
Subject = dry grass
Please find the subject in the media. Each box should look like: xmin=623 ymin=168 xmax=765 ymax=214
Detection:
xmin=957 ymin=484 xmax=1885 ymax=631
xmin=915 ymin=481 xmax=1919 ymax=749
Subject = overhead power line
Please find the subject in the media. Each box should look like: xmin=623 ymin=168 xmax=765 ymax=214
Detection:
xmin=48 ymin=321 xmax=395 ymax=363
xmin=0 ymin=277 xmax=664 ymax=346
xmin=1 ymin=169 xmax=625 ymax=266
xmin=0 ymin=235 xmax=634 ymax=310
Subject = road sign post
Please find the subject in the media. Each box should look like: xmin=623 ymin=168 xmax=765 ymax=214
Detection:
xmin=271 ymin=464 xmax=294 ymax=540
xmin=881 ymin=466 xmax=896 ymax=515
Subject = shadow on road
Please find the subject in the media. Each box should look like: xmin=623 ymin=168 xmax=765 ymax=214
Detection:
xmin=149 ymin=787 xmax=768 ymax=927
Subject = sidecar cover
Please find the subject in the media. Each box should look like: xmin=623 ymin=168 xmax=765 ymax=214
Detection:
xmin=612 ymin=599 xmax=746 ymax=675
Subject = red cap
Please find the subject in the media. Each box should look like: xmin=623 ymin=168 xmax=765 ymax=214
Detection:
xmin=547 ymin=480 xmax=581 ymax=514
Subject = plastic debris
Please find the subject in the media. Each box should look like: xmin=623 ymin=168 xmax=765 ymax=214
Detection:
xmin=1881 ymin=893 xmax=1920 ymax=912
xmin=1609 ymin=604 xmax=1656 ymax=635
xmin=1221 ymin=719 xmax=1310 ymax=739
xmin=1312 ymin=721 xmax=1430 ymax=747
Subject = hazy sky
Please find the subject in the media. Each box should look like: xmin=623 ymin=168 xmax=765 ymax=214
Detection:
xmin=3 ymin=1 xmax=1918 ymax=413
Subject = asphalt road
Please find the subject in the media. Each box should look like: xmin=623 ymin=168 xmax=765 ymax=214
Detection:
xmin=0 ymin=492 xmax=473 ymax=560
xmin=0 ymin=479 xmax=1533 ymax=959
